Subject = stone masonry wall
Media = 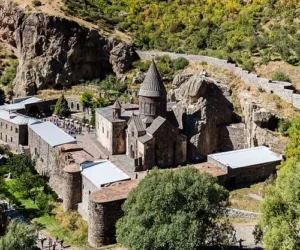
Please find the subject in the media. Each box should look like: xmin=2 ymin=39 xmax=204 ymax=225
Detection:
xmin=0 ymin=120 xmax=27 ymax=152
xmin=96 ymin=111 xmax=113 ymax=153
xmin=63 ymin=171 xmax=82 ymax=212
xmin=78 ymin=175 xmax=99 ymax=221
xmin=88 ymin=199 xmax=125 ymax=248
xmin=137 ymin=51 xmax=300 ymax=110
xmin=28 ymin=127 xmax=68 ymax=198
xmin=226 ymin=208 xmax=260 ymax=219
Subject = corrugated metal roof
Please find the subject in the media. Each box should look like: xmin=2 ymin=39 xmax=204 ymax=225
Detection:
xmin=0 ymin=110 xmax=39 ymax=125
xmin=0 ymin=97 xmax=42 ymax=111
xmin=208 ymin=146 xmax=282 ymax=169
xmin=81 ymin=160 xmax=131 ymax=189
xmin=29 ymin=122 xmax=76 ymax=147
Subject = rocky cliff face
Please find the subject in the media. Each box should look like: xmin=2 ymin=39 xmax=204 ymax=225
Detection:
xmin=171 ymin=75 xmax=234 ymax=159
xmin=0 ymin=0 xmax=137 ymax=96
xmin=170 ymin=73 xmax=287 ymax=159
xmin=238 ymin=92 xmax=287 ymax=153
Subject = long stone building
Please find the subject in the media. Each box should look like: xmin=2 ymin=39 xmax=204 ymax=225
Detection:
xmin=96 ymin=61 xmax=187 ymax=170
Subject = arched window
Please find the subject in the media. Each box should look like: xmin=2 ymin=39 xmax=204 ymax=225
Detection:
xmin=71 ymin=102 xmax=74 ymax=109
xmin=77 ymin=103 xmax=80 ymax=111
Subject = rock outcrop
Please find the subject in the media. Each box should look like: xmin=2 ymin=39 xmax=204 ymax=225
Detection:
xmin=0 ymin=0 xmax=137 ymax=96
xmin=109 ymin=42 xmax=138 ymax=77
xmin=238 ymin=92 xmax=287 ymax=153
xmin=172 ymin=76 xmax=234 ymax=159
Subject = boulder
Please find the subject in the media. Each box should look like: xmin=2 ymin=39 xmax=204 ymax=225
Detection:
xmin=238 ymin=91 xmax=287 ymax=153
xmin=172 ymin=76 xmax=234 ymax=159
xmin=109 ymin=42 xmax=139 ymax=77
xmin=172 ymin=74 xmax=193 ymax=89
xmin=132 ymin=71 xmax=145 ymax=84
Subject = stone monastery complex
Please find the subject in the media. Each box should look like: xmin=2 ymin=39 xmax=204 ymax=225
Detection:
xmin=0 ymin=62 xmax=282 ymax=248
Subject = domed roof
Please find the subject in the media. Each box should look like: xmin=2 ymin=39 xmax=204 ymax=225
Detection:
xmin=139 ymin=60 xmax=167 ymax=97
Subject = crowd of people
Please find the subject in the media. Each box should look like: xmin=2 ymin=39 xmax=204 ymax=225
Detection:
xmin=39 ymin=234 xmax=64 ymax=250
xmin=46 ymin=117 xmax=92 ymax=138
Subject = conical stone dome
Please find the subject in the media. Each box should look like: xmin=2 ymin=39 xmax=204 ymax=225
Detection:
xmin=139 ymin=60 xmax=167 ymax=97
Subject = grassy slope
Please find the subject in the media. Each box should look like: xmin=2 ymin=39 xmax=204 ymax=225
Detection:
xmin=61 ymin=0 xmax=300 ymax=66
xmin=1 ymin=179 xmax=90 ymax=248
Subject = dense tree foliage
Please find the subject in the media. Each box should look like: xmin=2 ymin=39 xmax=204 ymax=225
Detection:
xmin=80 ymin=92 xmax=94 ymax=110
xmin=7 ymin=154 xmax=36 ymax=178
xmin=63 ymin=0 xmax=300 ymax=68
xmin=54 ymin=93 xmax=71 ymax=117
xmin=12 ymin=172 xmax=44 ymax=198
xmin=116 ymin=168 xmax=232 ymax=250
xmin=0 ymin=221 xmax=38 ymax=250
xmin=258 ymin=116 xmax=300 ymax=249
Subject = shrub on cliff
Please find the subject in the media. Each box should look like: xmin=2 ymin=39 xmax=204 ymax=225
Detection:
xmin=172 ymin=57 xmax=189 ymax=70
xmin=0 ymin=60 xmax=18 ymax=87
xmin=116 ymin=167 xmax=232 ymax=250
xmin=272 ymin=71 xmax=291 ymax=83
xmin=54 ymin=93 xmax=71 ymax=117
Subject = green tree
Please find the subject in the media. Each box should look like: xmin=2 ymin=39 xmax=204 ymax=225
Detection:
xmin=258 ymin=159 xmax=300 ymax=250
xmin=89 ymin=113 xmax=95 ymax=126
xmin=0 ymin=89 xmax=6 ymax=105
xmin=92 ymin=96 xmax=110 ymax=109
xmin=116 ymin=168 xmax=232 ymax=250
xmin=172 ymin=57 xmax=189 ymax=70
xmin=0 ymin=221 xmax=38 ymax=250
xmin=80 ymin=92 xmax=94 ymax=112
xmin=54 ymin=93 xmax=71 ymax=117
xmin=36 ymin=191 xmax=52 ymax=214
xmin=13 ymin=172 xmax=44 ymax=198
xmin=7 ymin=154 xmax=36 ymax=178
xmin=258 ymin=116 xmax=300 ymax=249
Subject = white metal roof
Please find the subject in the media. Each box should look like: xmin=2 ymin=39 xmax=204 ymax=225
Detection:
xmin=29 ymin=121 xmax=76 ymax=147
xmin=208 ymin=146 xmax=282 ymax=169
xmin=0 ymin=97 xmax=42 ymax=111
xmin=0 ymin=110 xmax=39 ymax=125
xmin=81 ymin=160 xmax=130 ymax=189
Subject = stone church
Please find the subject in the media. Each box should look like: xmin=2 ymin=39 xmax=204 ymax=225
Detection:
xmin=96 ymin=61 xmax=187 ymax=170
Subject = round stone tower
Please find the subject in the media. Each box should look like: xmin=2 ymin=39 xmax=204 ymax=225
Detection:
xmin=63 ymin=164 xmax=82 ymax=212
xmin=139 ymin=60 xmax=167 ymax=118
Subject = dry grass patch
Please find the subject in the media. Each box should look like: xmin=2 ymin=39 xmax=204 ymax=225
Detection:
xmin=228 ymin=182 xmax=269 ymax=213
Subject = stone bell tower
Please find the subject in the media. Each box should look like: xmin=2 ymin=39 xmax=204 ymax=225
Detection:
xmin=138 ymin=60 xmax=167 ymax=118
xmin=112 ymin=100 xmax=121 ymax=119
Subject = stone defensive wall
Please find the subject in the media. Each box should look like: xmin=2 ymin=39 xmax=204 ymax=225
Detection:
xmin=226 ymin=208 xmax=260 ymax=219
xmin=137 ymin=51 xmax=300 ymax=110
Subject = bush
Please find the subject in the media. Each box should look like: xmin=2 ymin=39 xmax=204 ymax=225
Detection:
xmin=272 ymin=71 xmax=291 ymax=82
xmin=0 ymin=60 xmax=18 ymax=86
xmin=36 ymin=192 xmax=52 ymax=214
xmin=172 ymin=57 xmax=189 ymax=70
xmin=54 ymin=94 xmax=71 ymax=117
xmin=278 ymin=119 xmax=292 ymax=136
xmin=241 ymin=58 xmax=255 ymax=72
xmin=32 ymin=0 xmax=42 ymax=7
xmin=132 ymin=60 xmax=151 ymax=72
